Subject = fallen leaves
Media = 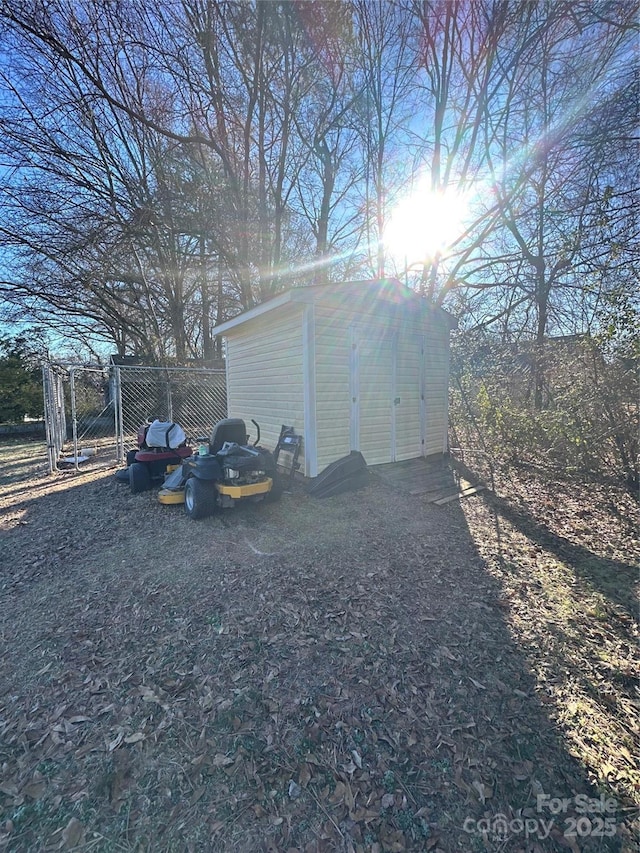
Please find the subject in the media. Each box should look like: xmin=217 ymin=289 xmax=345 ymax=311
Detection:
xmin=287 ymin=779 xmax=302 ymax=799
xmin=0 ymin=444 xmax=637 ymax=851
xmin=123 ymin=731 xmax=145 ymax=744
xmin=60 ymin=816 xmax=84 ymax=849
xmin=22 ymin=776 xmax=46 ymax=801
xmin=211 ymin=753 xmax=235 ymax=768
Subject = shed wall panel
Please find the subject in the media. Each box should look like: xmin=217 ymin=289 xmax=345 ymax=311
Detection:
xmin=222 ymin=294 xmax=452 ymax=478
xmin=313 ymin=304 xmax=451 ymax=467
xmin=224 ymin=304 xmax=307 ymax=472
xmin=357 ymin=336 xmax=394 ymax=464
xmin=423 ymin=325 xmax=450 ymax=455
xmin=313 ymin=315 xmax=352 ymax=472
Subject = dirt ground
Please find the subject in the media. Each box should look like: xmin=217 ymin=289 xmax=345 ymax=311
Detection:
xmin=0 ymin=439 xmax=637 ymax=852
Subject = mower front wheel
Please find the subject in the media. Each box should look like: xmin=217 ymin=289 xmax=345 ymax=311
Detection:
xmin=184 ymin=477 xmax=217 ymax=520
xmin=264 ymin=473 xmax=284 ymax=503
xmin=129 ymin=462 xmax=151 ymax=493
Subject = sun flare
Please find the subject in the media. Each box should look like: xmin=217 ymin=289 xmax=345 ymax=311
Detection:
xmin=383 ymin=179 xmax=469 ymax=269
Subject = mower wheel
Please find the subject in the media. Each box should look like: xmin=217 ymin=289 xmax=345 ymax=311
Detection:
xmin=129 ymin=462 xmax=152 ymax=493
xmin=184 ymin=476 xmax=217 ymax=520
xmin=264 ymin=473 xmax=284 ymax=503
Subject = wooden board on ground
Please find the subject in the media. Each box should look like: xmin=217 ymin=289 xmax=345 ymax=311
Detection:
xmin=373 ymin=458 xmax=487 ymax=503
xmin=433 ymin=485 xmax=486 ymax=505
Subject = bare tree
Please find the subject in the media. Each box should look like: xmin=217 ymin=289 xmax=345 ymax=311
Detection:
xmin=353 ymin=0 xmax=415 ymax=278
xmin=0 ymin=1 xmax=222 ymax=359
xmin=402 ymin=0 xmax=513 ymax=300
xmin=0 ymin=0 xmax=636 ymax=371
xmin=480 ymin=0 xmax=638 ymax=406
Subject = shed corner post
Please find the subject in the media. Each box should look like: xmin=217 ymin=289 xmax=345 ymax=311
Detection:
xmin=302 ymin=303 xmax=318 ymax=478
xmin=223 ymin=337 xmax=230 ymax=417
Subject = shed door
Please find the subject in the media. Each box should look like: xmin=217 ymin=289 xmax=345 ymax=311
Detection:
xmin=394 ymin=334 xmax=425 ymax=461
xmin=350 ymin=334 xmax=394 ymax=463
xmin=350 ymin=332 xmax=425 ymax=464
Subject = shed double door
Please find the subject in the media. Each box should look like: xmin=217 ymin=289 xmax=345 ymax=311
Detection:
xmin=350 ymin=331 xmax=425 ymax=464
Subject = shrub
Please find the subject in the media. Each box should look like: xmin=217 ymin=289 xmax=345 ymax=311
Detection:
xmin=0 ymin=336 xmax=44 ymax=423
xmin=450 ymin=332 xmax=638 ymax=488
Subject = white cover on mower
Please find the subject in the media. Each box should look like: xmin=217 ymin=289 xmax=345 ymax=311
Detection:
xmin=145 ymin=420 xmax=187 ymax=449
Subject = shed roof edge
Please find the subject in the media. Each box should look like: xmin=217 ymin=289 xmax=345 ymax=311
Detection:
xmin=212 ymin=280 xmax=457 ymax=336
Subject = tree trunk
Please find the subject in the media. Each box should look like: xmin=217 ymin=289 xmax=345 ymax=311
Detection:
xmin=200 ymin=231 xmax=213 ymax=361
xmin=533 ymin=264 xmax=549 ymax=411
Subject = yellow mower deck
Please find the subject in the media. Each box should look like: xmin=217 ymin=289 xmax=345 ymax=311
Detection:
xmin=216 ymin=478 xmax=272 ymax=499
xmin=158 ymin=477 xmax=272 ymax=506
xmin=158 ymin=488 xmax=185 ymax=505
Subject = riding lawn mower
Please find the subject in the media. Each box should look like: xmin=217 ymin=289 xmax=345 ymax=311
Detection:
xmin=123 ymin=420 xmax=193 ymax=494
xmin=117 ymin=417 xmax=282 ymax=519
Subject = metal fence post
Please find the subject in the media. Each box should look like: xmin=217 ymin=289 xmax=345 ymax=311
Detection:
xmin=69 ymin=368 xmax=79 ymax=471
xmin=166 ymin=373 xmax=173 ymax=423
xmin=114 ymin=366 xmax=124 ymax=464
xmin=57 ymin=371 xmax=66 ymax=450
xmin=43 ymin=364 xmax=55 ymax=473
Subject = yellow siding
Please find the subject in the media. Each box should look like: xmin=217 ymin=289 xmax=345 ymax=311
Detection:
xmin=424 ymin=324 xmax=450 ymax=455
xmin=224 ymin=297 xmax=451 ymax=477
xmin=313 ymin=316 xmax=352 ymax=471
xmin=399 ymin=315 xmax=449 ymax=456
xmin=358 ymin=336 xmax=394 ymax=464
xmin=225 ymin=304 xmax=306 ymax=471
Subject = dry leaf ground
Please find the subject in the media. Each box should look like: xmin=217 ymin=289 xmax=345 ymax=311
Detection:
xmin=0 ymin=439 xmax=637 ymax=852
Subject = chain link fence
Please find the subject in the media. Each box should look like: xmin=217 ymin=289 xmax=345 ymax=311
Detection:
xmin=42 ymin=363 xmax=227 ymax=473
xmin=42 ymin=362 xmax=68 ymax=471
xmin=112 ymin=365 xmax=227 ymax=461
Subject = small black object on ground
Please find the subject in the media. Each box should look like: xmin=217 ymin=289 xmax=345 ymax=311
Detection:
xmin=306 ymin=451 xmax=369 ymax=499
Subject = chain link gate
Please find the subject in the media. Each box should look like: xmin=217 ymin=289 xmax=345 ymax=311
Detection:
xmin=43 ymin=363 xmax=227 ymax=473
xmin=42 ymin=362 xmax=68 ymax=472
xmin=43 ymin=363 xmax=116 ymax=472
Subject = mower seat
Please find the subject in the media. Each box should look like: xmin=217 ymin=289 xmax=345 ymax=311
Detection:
xmin=209 ymin=418 xmax=248 ymax=454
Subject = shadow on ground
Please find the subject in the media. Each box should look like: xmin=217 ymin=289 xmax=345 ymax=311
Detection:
xmin=485 ymin=490 xmax=637 ymax=619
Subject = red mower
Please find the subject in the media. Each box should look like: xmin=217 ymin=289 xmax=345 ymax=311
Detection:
xmin=115 ymin=420 xmax=193 ymax=493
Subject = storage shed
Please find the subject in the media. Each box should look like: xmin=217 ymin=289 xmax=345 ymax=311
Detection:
xmin=212 ymin=279 xmax=457 ymax=478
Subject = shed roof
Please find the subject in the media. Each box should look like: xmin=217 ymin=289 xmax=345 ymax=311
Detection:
xmin=212 ymin=279 xmax=458 ymax=337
